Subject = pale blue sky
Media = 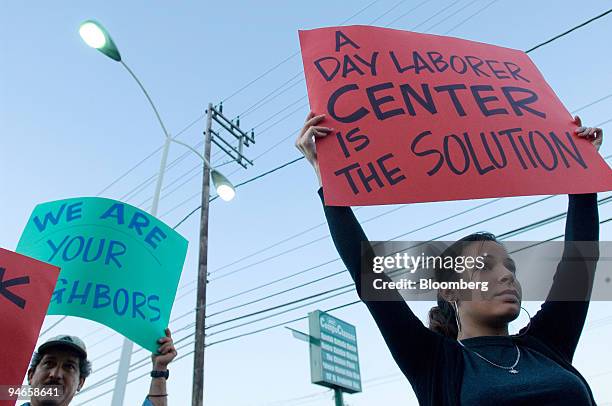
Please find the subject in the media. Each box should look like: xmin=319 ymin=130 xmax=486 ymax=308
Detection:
xmin=2 ymin=1 xmax=612 ymax=405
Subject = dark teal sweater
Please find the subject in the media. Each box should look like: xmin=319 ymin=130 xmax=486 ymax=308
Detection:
xmin=318 ymin=189 xmax=598 ymax=405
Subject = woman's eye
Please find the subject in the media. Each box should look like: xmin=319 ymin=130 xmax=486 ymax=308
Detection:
xmin=479 ymin=261 xmax=493 ymax=271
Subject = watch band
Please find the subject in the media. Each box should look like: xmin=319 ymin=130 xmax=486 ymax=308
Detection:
xmin=150 ymin=369 xmax=170 ymax=379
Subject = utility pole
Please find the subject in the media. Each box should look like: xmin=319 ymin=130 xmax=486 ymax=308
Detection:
xmin=192 ymin=102 xmax=254 ymax=406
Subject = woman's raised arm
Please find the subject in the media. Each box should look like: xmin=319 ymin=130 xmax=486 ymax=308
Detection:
xmin=296 ymin=112 xmax=444 ymax=392
xmin=523 ymin=116 xmax=602 ymax=361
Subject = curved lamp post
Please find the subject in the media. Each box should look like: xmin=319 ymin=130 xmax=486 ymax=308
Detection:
xmin=79 ymin=20 xmax=235 ymax=406
xmin=78 ymin=20 xmax=235 ymax=203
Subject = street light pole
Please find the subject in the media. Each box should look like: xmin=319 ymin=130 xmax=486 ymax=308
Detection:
xmin=79 ymin=21 xmax=238 ymax=406
xmin=111 ymin=59 xmax=173 ymax=406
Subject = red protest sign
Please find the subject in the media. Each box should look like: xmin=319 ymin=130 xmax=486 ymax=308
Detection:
xmin=0 ymin=248 xmax=59 ymax=406
xmin=299 ymin=26 xmax=612 ymax=205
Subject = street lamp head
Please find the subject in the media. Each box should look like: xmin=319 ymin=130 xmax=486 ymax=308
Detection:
xmin=211 ymin=170 xmax=236 ymax=201
xmin=79 ymin=20 xmax=122 ymax=62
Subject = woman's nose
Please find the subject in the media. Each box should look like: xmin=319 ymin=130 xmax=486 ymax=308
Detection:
xmin=496 ymin=264 xmax=516 ymax=283
xmin=498 ymin=268 xmax=516 ymax=284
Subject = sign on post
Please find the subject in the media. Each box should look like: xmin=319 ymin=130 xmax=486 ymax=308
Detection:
xmin=0 ymin=248 xmax=60 ymax=406
xmin=299 ymin=26 xmax=612 ymax=206
xmin=16 ymin=198 xmax=188 ymax=352
xmin=309 ymin=310 xmax=361 ymax=393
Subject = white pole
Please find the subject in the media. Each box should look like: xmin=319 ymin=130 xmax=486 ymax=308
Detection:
xmin=111 ymin=135 xmax=170 ymax=406
xmin=111 ymin=61 xmax=172 ymax=406
xmin=111 ymin=339 xmax=134 ymax=406
xmin=151 ymin=136 xmax=172 ymax=217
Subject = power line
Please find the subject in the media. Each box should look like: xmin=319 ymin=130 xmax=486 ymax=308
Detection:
xmin=187 ymin=193 xmax=607 ymax=337
xmin=369 ymin=0 xmax=410 ymax=25
xmin=221 ymin=0 xmax=382 ymax=104
xmin=73 ymin=188 xmax=543 ymax=386
xmin=167 ymin=2 xmax=612 ymax=227
xmin=69 ymin=212 xmax=612 ymax=398
xmin=73 ymin=283 xmax=346 ymax=401
xmin=171 ymin=156 xmax=305 ymax=229
xmin=169 ymin=154 xmax=611 ymax=336
xmin=224 ymin=0 xmax=432 ymax=129
xmin=210 ymin=197 xmax=499 ymax=281
xmin=205 ymin=147 xmax=611 ymax=283
xmin=95 ymin=3 xmax=612 ymax=222
xmin=423 ymin=0 xmax=481 ymax=32
xmin=201 ymin=196 xmax=612 ymax=337
xmin=51 ymin=163 xmax=612 ymax=375
xmin=525 ymin=7 xmax=612 ymax=53
xmin=206 ymin=270 xmax=347 ymax=318
xmin=212 ymin=0 xmax=493 ymax=179
xmin=443 ymin=0 xmax=500 ymax=34
xmin=48 ymin=130 xmax=611 ymax=347
xmin=206 ymin=287 xmax=355 ymax=335
xmin=175 ymin=194 xmax=501 ymax=309
xmin=89 ymin=0 xmax=383 ymax=215
xmin=158 ymin=195 xmax=612 ymax=368
xmin=400 ymin=0 xmax=461 ymax=29
xmin=170 ymin=87 xmax=612 ymax=230
xmin=50 ymin=1 xmax=612 ymax=355
xmin=204 ymin=215 xmax=612 ymax=348
xmin=102 ymin=0 xmax=412 ymax=220
xmin=95 ymin=113 xmax=206 ymax=197
xmin=69 ymin=211 xmax=612 ymax=405
xmin=136 ymin=0 xmax=520 ymax=220
xmin=163 ymin=85 xmax=612 ymax=231
xmin=385 ymin=0 xmax=434 ymax=26
xmin=239 ymin=72 xmax=305 ymax=118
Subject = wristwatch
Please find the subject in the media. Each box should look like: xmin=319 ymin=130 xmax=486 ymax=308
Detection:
xmin=151 ymin=369 xmax=170 ymax=379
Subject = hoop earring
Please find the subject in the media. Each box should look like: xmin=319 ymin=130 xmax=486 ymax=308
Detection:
xmin=453 ymin=301 xmax=461 ymax=333
xmin=511 ymin=306 xmax=532 ymax=337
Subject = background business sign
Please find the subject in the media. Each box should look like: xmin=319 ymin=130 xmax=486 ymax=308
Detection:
xmin=308 ymin=310 xmax=361 ymax=393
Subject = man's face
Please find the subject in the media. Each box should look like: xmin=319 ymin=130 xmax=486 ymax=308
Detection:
xmin=27 ymin=348 xmax=85 ymax=406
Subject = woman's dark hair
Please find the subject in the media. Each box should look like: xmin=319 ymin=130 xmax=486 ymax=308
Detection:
xmin=427 ymin=231 xmax=498 ymax=339
xmin=29 ymin=351 xmax=92 ymax=379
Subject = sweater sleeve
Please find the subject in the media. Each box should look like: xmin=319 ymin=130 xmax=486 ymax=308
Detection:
xmin=523 ymin=193 xmax=599 ymax=362
xmin=318 ymin=188 xmax=443 ymax=393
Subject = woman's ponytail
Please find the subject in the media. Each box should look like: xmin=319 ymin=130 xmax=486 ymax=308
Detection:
xmin=428 ymin=298 xmax=458 ymax=339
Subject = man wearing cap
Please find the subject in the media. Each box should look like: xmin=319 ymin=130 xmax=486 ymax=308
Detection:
xmin=22 ymin=328 xmax=177 ymax=406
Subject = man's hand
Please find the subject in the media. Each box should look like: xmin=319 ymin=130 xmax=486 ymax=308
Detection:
xmin=152 ymin=328 xmax=177 ymax=371
xmin=574 ymin=115 xmax=603 ymax=152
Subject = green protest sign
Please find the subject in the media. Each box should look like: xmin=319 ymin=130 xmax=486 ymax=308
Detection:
xmin=16 ymin=197 xmax=188 ymax=352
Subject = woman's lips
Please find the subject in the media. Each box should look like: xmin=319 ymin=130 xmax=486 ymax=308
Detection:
xmin=495 ymin=290 xmax=519 ymax=302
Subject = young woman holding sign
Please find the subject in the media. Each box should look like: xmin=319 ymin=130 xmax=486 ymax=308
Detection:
xmin=296 ymin=111 xmax=603 ymax=405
